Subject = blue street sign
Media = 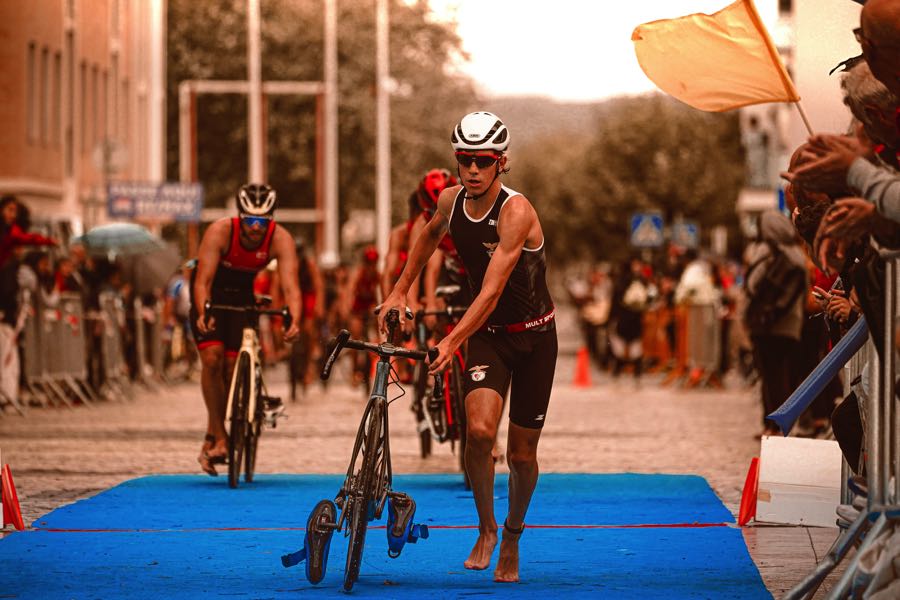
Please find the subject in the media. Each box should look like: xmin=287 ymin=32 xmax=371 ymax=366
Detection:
xmin=672 ymin=221 xmax=700 ymax=249
xmin=108 ymin=182 xmax=204 ymax=222
xmin=630 ymin=213 xmax=664 ymax=248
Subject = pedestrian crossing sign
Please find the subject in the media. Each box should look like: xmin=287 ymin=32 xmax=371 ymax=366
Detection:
xmin=672 ymin=221 xmax=700 ymax=249
xmin=630 ymin=213 xmax=664 ymax=248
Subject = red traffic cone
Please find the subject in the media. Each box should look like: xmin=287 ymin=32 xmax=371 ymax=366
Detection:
xmin=2 ymin=464 xmax=25 ymax=531
xmin=573 ymin=346 xmax=592 ymax=388
xmin=738 ymin=457 xmax=760 ymax=526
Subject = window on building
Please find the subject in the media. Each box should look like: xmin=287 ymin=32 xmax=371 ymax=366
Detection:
xmin=53 ymin=52 xmax=62 ymax=148
xmin=102 ymin=70 xmax=109 ymax=141
xmin=80 ymin=61 xmax=87 ymax=153
xmin=111 ymin=54 xmax=118 ymax=139
xmin=27 ymin=43 xmax=37 ymax=143
xmin=111 ymin=0 xmax=120 ymax=37
xmin=40 ymin=47 xmax=49 ymax=145
xmin=122 ymin=79 xmax=129 ymax=143
xmin=92 ymin=65 xmax=99 ymax=148
xmin=778 ymin=0 xmax=792 ymax=14
xmin=65 ymin=33 xmax=75 ymax=175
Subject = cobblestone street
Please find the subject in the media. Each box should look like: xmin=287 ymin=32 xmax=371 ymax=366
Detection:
xmin=0 ymin=308 xmax=844 ymax=597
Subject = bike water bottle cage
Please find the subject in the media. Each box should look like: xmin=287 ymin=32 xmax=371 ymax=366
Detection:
xmin=281 ymin=499 xmax=337 ymax=585
xmin=386 ymin=493 xmax=429 ymax=558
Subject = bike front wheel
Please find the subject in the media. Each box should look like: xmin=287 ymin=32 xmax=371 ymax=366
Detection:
xmin=343 ymin=400 xmax=383 ymax=591
xmin=244 ymin=407 xmax=262 ymax=483
xmin=228 ymin=353 xmax=251 ymax=488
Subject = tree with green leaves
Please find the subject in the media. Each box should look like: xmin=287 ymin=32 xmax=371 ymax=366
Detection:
xmin=166 ymin=0 xmax=476 ymax=246
xmin=507 ymin=94 xmax=744 ymax=263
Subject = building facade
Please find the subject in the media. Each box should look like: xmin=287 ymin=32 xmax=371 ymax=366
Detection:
xmin=0 ymin=0 xmax=165 ymax=234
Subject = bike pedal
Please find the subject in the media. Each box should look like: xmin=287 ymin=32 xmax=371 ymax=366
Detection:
xmin=264 ymin=405 xmax=286 ymax=428
xmin=262 ymin=395 xmax=283 ymax=410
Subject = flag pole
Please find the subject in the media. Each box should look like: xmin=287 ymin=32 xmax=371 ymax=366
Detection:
xmin=794 ymin=101 xmax=814 ymax=137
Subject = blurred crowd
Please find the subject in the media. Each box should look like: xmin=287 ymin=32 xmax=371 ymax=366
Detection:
xmin=566 ymin=250 xmax=746 ymax=387
xmin=566 ymin=0 xmax=900 ymax=483
xmin=0 ymin=188 xmax=409 ymax=408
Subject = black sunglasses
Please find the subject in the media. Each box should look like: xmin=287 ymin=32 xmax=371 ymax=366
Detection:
xmin=455 ymin=152 xmax=500 ymax=169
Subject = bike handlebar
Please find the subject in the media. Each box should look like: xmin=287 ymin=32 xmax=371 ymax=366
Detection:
xmin=320 ymin=329 xmax=439 ymax=381
xmin=319 ymin=329 xmax=444 ymax=398
xmin=319 ymin=308 xmax=443 ymax=406
xmin=204 ymin=300 xmax=293 ymax=331
xmin=416 ymin=305 xmax=468 ymax=321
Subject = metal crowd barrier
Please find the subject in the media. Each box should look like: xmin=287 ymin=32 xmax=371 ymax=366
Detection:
xmin=7 ymin=287 xmax=181 ymax=417
xmin=685 ymin=303 xmax=721 ymax=378
xmin=133 ymin=297 xmax=165 ymax=386
xmin=783 ymin=255 xmax=900 ymax=599
xmin=98 ymin=291 xmax=129 ymax=395
xmin=20 ymin=291 xmax=98 ymax=408
xmin=663 ymin=303 xmax=723 ymax=387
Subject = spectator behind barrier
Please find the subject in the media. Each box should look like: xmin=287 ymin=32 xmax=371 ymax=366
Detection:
xmin=743 ymin=211 xmax=809 ymax=437
xmin=0 ymin=196 xmax=57 ymax=326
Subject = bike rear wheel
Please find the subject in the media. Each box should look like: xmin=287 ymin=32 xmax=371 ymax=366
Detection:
xmin=450 ymin=357 xmax=469 ymax=489
xmin=343 ymin=400 xmax=383 ymax=591
xmin=228 ymin=353 xmax=251 ymax=488
xmin=412 ymin=362 xmax=432 ymax=458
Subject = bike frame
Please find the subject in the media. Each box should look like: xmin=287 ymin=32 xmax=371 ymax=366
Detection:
xmin=226 ymin=327 xmax=262 ymax=425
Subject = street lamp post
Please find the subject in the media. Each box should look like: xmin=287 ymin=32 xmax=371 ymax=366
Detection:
xmin=375 ymin=0 xmax=390 ymax=262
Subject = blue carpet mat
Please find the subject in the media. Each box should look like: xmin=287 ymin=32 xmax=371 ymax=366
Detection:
xmin=0 ymin=474 xmax=769 ymax=599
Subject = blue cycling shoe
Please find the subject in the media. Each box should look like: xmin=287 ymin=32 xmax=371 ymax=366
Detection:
xmin=386 ymin=493 xmax=429 ymax=558
xmin=281 ymin=499 xmax=337 ymax=584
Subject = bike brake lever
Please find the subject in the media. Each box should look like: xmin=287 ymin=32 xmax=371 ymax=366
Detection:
xmin=321 ymin=330 xmax=351 ymax=381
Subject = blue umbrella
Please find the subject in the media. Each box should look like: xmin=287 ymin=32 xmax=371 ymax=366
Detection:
xmin=73 ymin=223 xmax=165 ymax=258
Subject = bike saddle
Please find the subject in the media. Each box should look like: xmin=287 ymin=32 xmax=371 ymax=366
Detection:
xmin=435 ymin=284 xmax=460 ymax=298
xmin=281 ymin=499 xmax=337 ymax=585
xmin=386 ymin=493 xmax=429 ymax=558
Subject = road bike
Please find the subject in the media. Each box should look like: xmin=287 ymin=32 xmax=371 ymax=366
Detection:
xmin=282 ymin=308 xmax=435 ymax=591
xmin=411 ymin=286 xmax=470 ymax=488
xmin=204 ymin=299 xmax=290 ymax=488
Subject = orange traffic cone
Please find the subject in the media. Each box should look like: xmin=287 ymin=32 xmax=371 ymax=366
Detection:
xmin=738 ymin=457 xmax=760 ymax=526
xmin=573 ymin=347 xmax=592 ymax=388
xmin=2 ymin=464 xmax=24 ymax=531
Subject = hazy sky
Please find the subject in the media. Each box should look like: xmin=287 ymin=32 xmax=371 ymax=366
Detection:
xmin=426 ymin=0 xmax=783 ymax=102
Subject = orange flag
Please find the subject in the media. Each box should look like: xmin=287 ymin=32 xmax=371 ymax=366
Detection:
xmin=632 ymin=0 xmax=800 ymax=112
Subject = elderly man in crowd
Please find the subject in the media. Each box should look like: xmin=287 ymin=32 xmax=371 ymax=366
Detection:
xmin=785 ymin=0 xmax=900 ymax=271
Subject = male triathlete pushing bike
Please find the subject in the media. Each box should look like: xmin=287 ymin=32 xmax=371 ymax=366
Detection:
xmin=381 ymin=112 xmax=557 ymax=582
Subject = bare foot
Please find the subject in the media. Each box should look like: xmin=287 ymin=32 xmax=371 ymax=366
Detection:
xmin=494 ymin=524 xmax=523 ymax=583
xmin=464 ymin=528 xmax=498 ymax=570
xmin=207 ymin=439 xmax=227 ymax=464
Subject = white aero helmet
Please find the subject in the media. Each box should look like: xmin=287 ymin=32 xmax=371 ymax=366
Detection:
xmin=236 ymin=183 xmax=277 ymax=216
xmin=450 ymin=111 xmax=509 ymax=153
